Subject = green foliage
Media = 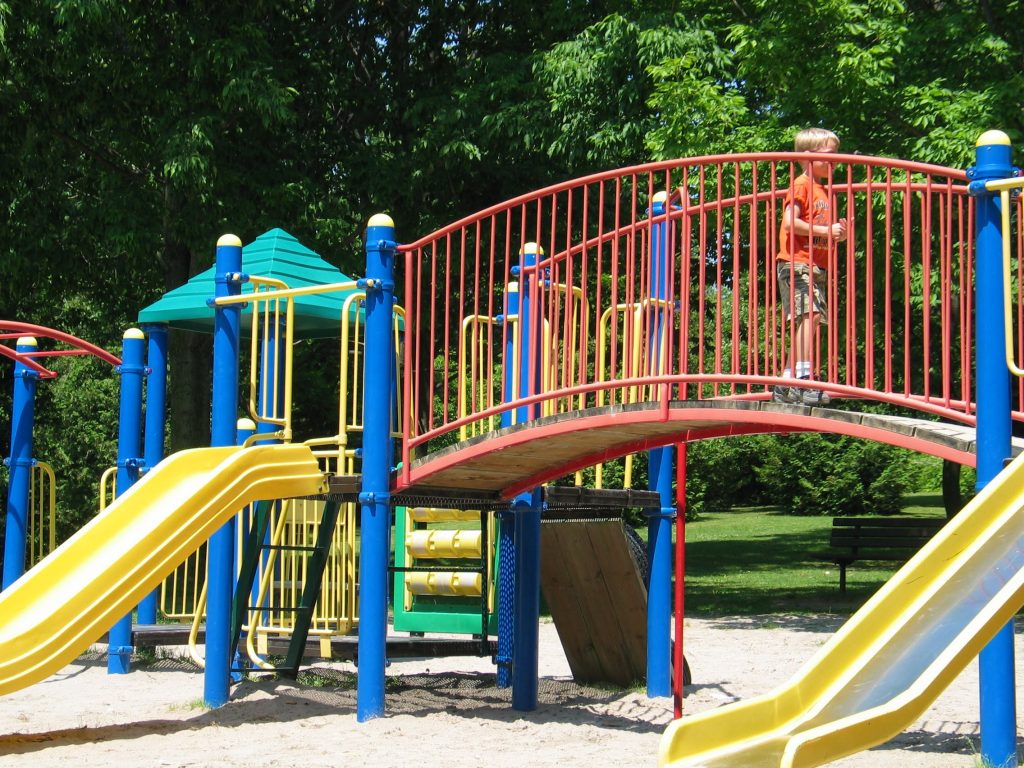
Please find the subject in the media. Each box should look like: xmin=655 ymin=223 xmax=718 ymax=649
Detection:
xmin=0 ymin=0 xmax=1020 ymax=542
xmin=755 ymin=433 xmax=924 ymax=516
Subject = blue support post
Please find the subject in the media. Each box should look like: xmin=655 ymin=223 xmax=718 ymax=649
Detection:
xmin=969 ymin=130 xmax=1019 ymax=768
xmin=108 ymin=328 xmax=146 ymax=674
xmin=357 ymin=213 xmax=397 ymax=722
xmin=511 ymin=243 xmax=543 ymax=711
xmin=205 ymin=234 xmax=244 ymax=708
xmin=646 ymin=193 xmax=675 ymax=697
xmin=137 ymin=323 xmax=168 ymax=625
xmin=2 ymin=337 xmax=40 ymax=590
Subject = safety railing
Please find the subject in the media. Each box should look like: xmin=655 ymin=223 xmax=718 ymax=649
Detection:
xmin=398 ymin=153 xmax=992 ymax=475
xmin=27 ymin=461 xmax=56 ymax=568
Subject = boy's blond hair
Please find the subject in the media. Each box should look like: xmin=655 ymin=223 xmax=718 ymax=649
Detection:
xmin=794 ymin=127 xmax=840 ymax=152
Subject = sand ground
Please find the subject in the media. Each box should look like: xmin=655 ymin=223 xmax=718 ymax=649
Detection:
xmin=0 ymin=615 xmax=1019 ymax=767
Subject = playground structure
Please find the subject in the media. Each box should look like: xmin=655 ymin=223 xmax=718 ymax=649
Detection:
xmin=0 ymin=133 xmax=1023 ymax=766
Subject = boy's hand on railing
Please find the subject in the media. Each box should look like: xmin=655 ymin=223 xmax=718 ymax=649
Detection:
xmin=832 ymin=217 xmax=848 ymax=242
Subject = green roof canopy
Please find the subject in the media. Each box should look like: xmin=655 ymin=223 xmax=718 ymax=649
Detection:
xmin=138 ymin=229 xmax=363 ymax=339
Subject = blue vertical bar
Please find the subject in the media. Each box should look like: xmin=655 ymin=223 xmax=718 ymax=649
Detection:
xmin=357 ymin=213 xmax=397 ymax=722
xmin=2 ymin=337 xmax=39 ymax=590
xmin=108 ymin=328 xmax=146 ymax=674
xmin=204 ymin=234 xmax=243 ymax=708
xmin=970 ymin=130 xmax=1018 ymax=768
xmin=511 ymin=243 xmax=543 ymax=711
xmin=137 ymin=323 xmax=168 ymax=625
xmin=646 ymin=193 xmax=674 ymax=697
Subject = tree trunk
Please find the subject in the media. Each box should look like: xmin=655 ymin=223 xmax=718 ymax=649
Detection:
xmin=162 ymin=237 xmax=212 ymax=452
xmin=942 ymin=459 xmax=962 ymax=519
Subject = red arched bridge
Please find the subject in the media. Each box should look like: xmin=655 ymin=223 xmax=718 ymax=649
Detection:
xmin=391 ymin=152 xmax=1024 ymax=499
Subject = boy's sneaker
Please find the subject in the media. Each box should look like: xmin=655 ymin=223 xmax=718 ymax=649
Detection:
xmin=771 ymin=382 xmax=831 ymax=406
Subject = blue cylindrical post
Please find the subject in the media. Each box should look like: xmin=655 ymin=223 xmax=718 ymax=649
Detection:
xmin=646 ymin=193 xmax=675 ymax=697
xmin=2 ymin=337 xmax=40 ymax=590
xmin=511 ymin=243 xmax=543 ymax=711
xmin=970 ymin=130 xmax=1018 ymax=768
xmin=108 ymin=328 xmax=146 ymax=674
xmin=137 ymin=323 xmax=168 ymax=624
xmin=357 ymin=213 xmax=397 ymax=721
xmin=204 ymin=234 xmax=243 ymax=707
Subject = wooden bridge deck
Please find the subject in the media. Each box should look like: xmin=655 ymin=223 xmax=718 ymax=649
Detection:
xmin=397 ymin=401 xmax=1012 ymax=500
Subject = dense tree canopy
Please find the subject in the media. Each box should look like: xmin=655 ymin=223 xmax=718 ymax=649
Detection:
xmin=0 ymin=1 xmax=1014 ymax=528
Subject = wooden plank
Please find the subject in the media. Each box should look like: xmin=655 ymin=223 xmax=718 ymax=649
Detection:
xmin=540 ymin=520 xmax=647 ymax=687
xmin=584 ymin=521 xmax=647 ymax=683
xmin=540 ymin=523 xmax=605 ymax=682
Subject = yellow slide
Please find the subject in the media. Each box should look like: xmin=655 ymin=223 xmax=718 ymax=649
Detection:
xmin=0 ymin=444 xmax=326 ymax=697
xmin=660 ymin=451 xmax=1024 ymax=768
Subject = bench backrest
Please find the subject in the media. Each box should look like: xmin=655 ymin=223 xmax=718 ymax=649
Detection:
xmin=829 ymin=517 xmax=947 ymax=553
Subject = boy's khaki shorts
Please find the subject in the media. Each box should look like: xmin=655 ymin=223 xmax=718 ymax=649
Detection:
xmin=777 ymin=262 xmax=828 ymax=322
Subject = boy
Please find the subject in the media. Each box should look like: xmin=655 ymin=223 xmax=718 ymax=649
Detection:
xmin=773 ymin=127 xmax=847 ymax=406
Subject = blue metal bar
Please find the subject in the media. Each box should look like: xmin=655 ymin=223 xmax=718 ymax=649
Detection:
xmin=646 ymin=194 xmax=674 ymax=697
xmin=137 ymin=323 xmax=168 ymax=624
xmin=204 ymin=234 xmax=243 ymax=707
xmin=511 ymin=243 xmax=543 ymax=711
xmin=357 ymin=214 xmax=397 ymax=721
xmin=2 ymin=337 xmax=40 ymax=590
xmin=108 ymin=328 xmax=146 ymax=674
xmin=970 ymin=130 xmax=1018 ymax=768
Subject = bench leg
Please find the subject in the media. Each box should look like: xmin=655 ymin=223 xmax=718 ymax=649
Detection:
xmin=839 ymin=563 xmax=847 ymax=595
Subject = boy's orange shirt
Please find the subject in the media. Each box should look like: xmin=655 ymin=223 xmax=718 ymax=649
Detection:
xmin=777 ymin=173 xmax=835 ymax=270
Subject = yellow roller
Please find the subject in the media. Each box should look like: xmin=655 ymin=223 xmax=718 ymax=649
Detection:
xmin=408 ymin=506 xmax=480 ymax=523
xmin=406 ymin=529 xmax=482 ymax=558
xmin=405 ymin=571 xmax=483 ymax=596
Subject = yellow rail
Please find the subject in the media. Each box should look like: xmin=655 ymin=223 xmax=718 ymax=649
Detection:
xmin=988 ymin=176 xmax=1024 ymax=377
xmin=28 ymin=462 xmax=56 ymax=568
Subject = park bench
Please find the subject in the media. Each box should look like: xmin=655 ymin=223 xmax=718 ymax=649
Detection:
xmin=819 ymin=516 xmax=948 ymax=594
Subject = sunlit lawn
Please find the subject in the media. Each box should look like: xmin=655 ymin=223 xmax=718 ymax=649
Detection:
xmin=681 ymin=493 xmax=949 ymax=616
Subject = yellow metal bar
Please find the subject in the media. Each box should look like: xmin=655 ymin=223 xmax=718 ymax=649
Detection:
xmin=98 ymin=466 xmax=117 ymax=512
xmin=214 ymin=279 xmax=360 ymax=305
xmin=1000 ymin=188 xmax=1024 ymax=378
xmin=458 ymin=314 xmax=500 ymax=440
xmin=28 ymin=462 xmax=56 ymax=566
xmin=985 ymin=177 xmax=1024 ymax=193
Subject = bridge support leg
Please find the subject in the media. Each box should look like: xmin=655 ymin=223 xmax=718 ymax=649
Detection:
xmin=511 ymin=489 xmax=542 ymax=710
xmin=646 ymin=445 xmax=674 ymax=698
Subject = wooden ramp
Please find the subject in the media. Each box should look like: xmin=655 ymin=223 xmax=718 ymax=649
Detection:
xmin=540 ymin=519 xmax=648 ymax=687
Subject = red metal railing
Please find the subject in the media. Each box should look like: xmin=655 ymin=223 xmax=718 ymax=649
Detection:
xmin=397 ymin=153 xmax=1023 ymax=479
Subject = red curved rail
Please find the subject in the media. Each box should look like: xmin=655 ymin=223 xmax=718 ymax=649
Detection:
xmin=395 ymin=152 xmax=1013 ymax=485
xmin=0 ymin=322 xmax=121 ymax=379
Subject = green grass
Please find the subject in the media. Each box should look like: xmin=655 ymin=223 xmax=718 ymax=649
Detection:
xmin=683 ymin=494 xmax=948 ymax=616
